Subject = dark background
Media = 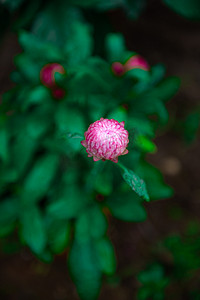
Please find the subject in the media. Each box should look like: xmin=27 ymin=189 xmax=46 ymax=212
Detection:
xmin=0 ymin=1 xmax=200 ymax=299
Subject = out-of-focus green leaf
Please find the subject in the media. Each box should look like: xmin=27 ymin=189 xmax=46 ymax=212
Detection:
xmin=150 ymin=64 xmax=166 ymax=85
xmin=64 ymin=21 xmax=93 ymax=65
xmin=25 ymin=108 xmax=53 ymax=139
xmin=132 ymin=96 xmax=169 ymax=124
xmin=119 ymin=164 xmax=150 ymax=201
xmin=69 ymin=62 xmax=112 ymax=96
xmin=22 ymin=86 xmax=51 ymax=110
xmin=164 ymin=235 xmax=200 ymax=279
xmin=20 ymin=206 xmax=46 ymax=254
xmin=136 ymin=160 xmax=173 ymax=200
xmin=107 ymin=190 xmax=147 ymax=222
xmin=138 ymin=264 xmax=165 ymax=283
xmin=69 ymin=239 xmax=102 ymax=300
xmin=88 ymin=95 xmax=108 ymax=122
xmin=94 ymin=171 xmax=113 ymax=196
xmin=0 ymin=128 xmax=9 ymax=163
xmin=163 ymin=0 xmax=200 ymax=20
xmin=135 ymin=135 xmax=157 ymax=153
xmin=12 ymin=133 xmax=38 ymax=177
xmin=55 ymin=105 xmax=85 ymax=152
xmin=46 ymin=217 xmax=70 ymax=254
xmin=126 ymin=68 xmax=150 ymax=81
xmin=14 ymin=53 xmax=40 ymax=83
xmin=181 ymin=111 xmax=200 ymax=144
xmin=18 ymin=31 xmax=63 ymax=61
xmin=47 ymin=185 xmax=88 ymax=220
xmin=0 ymin=198 xmax=18 ymax=237
xmin=70 ymin=0 xmax=100 ymax=6
xmin=107 ymin=106 xmax=128 ymax=124
xmin=75 ymin=204 xmax=107 ymax=242
xmin=124 ymin=0 xmax=147 ymax=19
xmin=95 ymin=237 xmax=116 ymax=275
xmin=21 ymin=154 xmax=59 ymax=204
xmin=149 ymin=77 xmax=180 ymax=103
xmin=127 ymin=117 xmax=154 ymax=137
xmin=31 ymin=3 xmax=93 ymax=62
xmin=105 ymin=33 xmax=126 ymax=62
xmin=97 ymin=0 xmax=146 ymax=19
xmin=137 ymin=264 xmax=169 ymax=300
xmin=2 ymin=0 xmax=25 ymax=11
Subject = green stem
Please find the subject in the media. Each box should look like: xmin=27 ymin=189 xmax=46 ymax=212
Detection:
xmin=116 ymin=160 xmax=126 ymax=172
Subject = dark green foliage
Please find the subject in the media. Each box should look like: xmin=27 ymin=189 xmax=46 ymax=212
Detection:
xmin=137 ymin=264 xmax=169 ymax=300
xmin=163 ymin=0 xmax=200 ymax=20
xmin=180 ymin=110 xmax=200 ymax=144
xmin=164 ymin=234 xmax=200 ymax=279
xmin=0 ymin=2 xmax=180 ymax=299
xmin=137 ymin=223 xmax=200 ymax=299
xmin=107 ymin=189 xmax=147 ymax=222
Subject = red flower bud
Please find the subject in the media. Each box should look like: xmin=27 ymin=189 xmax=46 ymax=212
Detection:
xmin=40 ymin=63 xmax=65 ymax=88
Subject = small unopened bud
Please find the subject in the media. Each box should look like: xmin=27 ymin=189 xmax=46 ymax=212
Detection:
xmin=40 ymin=63 xmax=65 ymax=88
xmin=111 ymin=62 xmax=125 ymax=76
xmin=124 ymin=55 xmax=149 ymax=72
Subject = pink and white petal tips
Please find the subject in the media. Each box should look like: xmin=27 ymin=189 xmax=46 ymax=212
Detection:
xmin=81 ymin=118 xmax=129 ymax=163
xmin=124 ymin=55 xmax=149 ymax=72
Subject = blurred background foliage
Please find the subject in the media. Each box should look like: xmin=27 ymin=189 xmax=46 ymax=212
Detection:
xmin=0 ymin=0 xmax=200 ymax=299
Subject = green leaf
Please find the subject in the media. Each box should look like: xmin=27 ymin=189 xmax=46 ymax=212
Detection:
xmin=0 ymin=128 xmax=9 ymax=163
xmin=107 ymin=190 xmax=147 ymax=222
xmin=163 ymin=0 xmax=200 ymax=20
xmin=150 ymin=64 xmax=166 ymax=85
xmin=20 ymin=206 xmax=46 ymax=254
xmin=107 ymin=106 xmax=128 ymax=124
xmin=135 ymin=135 xmax=157 ymax=153
xmin=181 ymin=111 xmax=200 ymax=144
xmin=127 ymin=117 xmax=154 ymax=137
xmin=124 ymin=0 xmax=147 ymax=19
xmin=22 ymin=86 xmax=50 ymax=110
xmin=12 ymin=133 xmax=38 ymax=177
xmin=46 ymin=218 xmax=70 ymax=254
xmin=14 ymin=53 xmax=40 ymax=83
xmin=105 ymin=33 xmax=126 ymax=62
xmin=94 ymin=171 xmax=113 ymax=196
xmin=18 ymin=31 xmax=62 ymax=61
xmin=138 ymin=264 xmax=165 ymax=284
xmin=47 ymin=185 xmax=88 ymax=220
xmin=135 ymin=160 xmax=173 ymax=200
xmin=2 ymin=0 xmax=25 ymax=11
xmin=55 ymin=105 xmax=85 ymax=152
xmin=132 ymin=96 xmax=169 ymax=124
xmin=137 ymin=264 xmax=170 ymax=300
xmin=21 ymin=154 xmax=59 ymax=204
xmin=0 ymin=198 xmax=18 ymax=237
xmin=70 ymin=0 xmax=100 ymax=6
xmin=75 ymin=204 xmax=107 ymax=242
xmin=126 ymin=68 xmax=150 ymax=81
xmin=95 ymin=237 xmax=116 ymax=275
xmin=119 ymin=164 xmax=150 ymax=201
xmin=64 ymin=21 xmax=93 ymax=64
xmin=149 ymin=76 xmax=180 ymax=103
xmin=69 ymin=240 xmax=102 ymax=300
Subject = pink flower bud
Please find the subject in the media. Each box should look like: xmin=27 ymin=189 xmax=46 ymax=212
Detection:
xmin=81 ymin=118 xmax=129 ymax=163
xmin=124 ymin=55 xmax=149 ymax=71
xmin=111 ymin=62 xmax=125 ymax=76
xmin=51 ymin=87 xmax=65 ymax=99
xmin=40 ymin=63 xmax=65 ymax=88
